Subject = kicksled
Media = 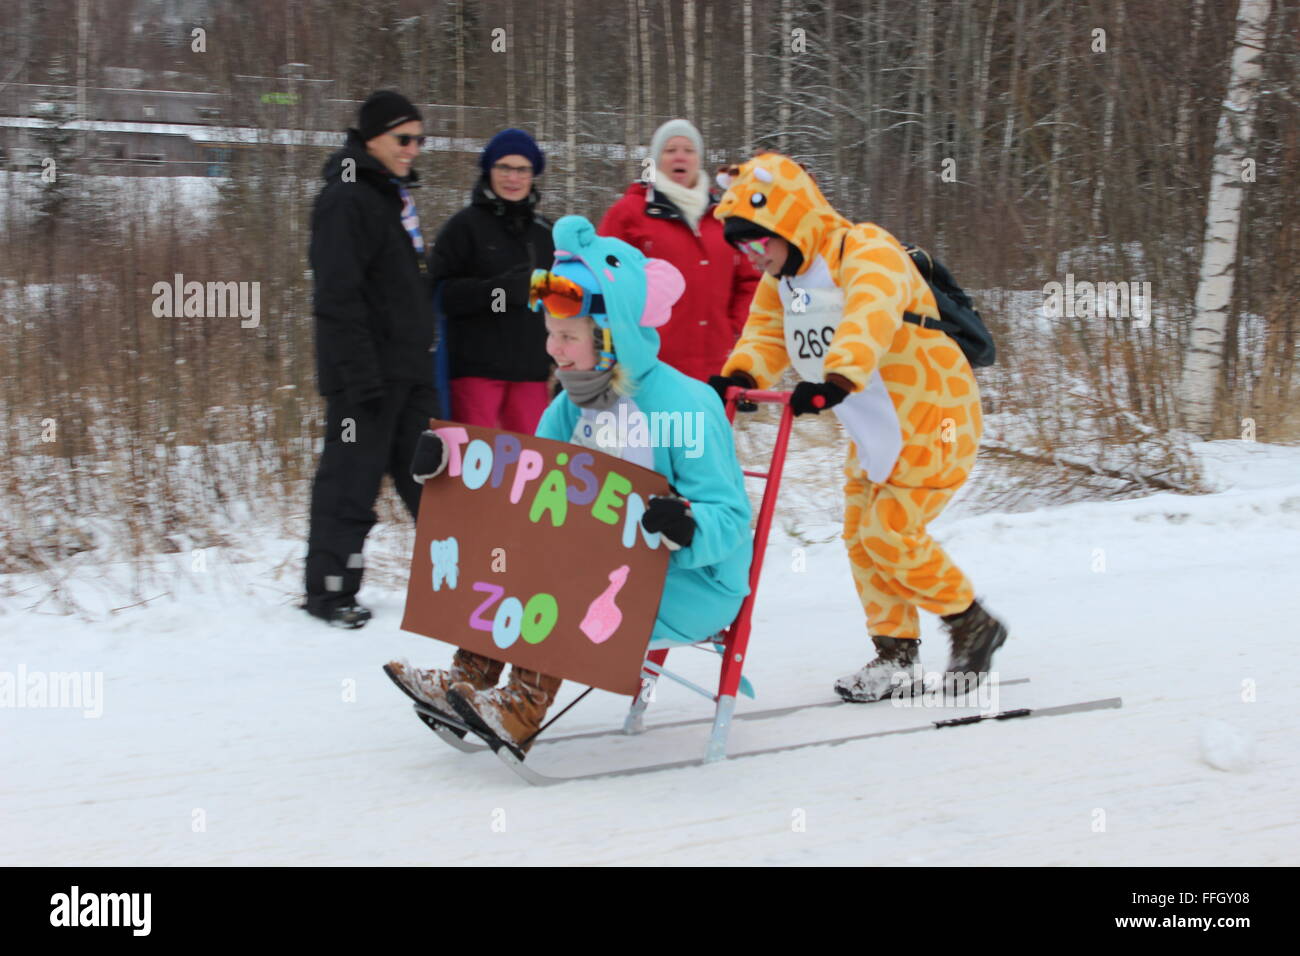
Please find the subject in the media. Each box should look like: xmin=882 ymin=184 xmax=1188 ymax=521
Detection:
xmin=394 ymin=387 xmax=1122 ymax=785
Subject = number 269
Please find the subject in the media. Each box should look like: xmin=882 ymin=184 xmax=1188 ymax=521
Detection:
xmin=794 ymin=326 xmax=835 ymax=358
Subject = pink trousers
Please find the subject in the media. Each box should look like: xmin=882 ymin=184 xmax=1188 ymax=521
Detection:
xmin=450 ymin=377 xmax=551 ymax=435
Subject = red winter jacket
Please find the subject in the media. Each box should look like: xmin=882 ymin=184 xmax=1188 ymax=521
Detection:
xmin=598 ymin=182 xmax=761 ymax=382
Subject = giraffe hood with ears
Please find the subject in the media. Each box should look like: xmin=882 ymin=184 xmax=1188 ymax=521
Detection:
xmin=713 ymin=153 xmax=852 ymax=277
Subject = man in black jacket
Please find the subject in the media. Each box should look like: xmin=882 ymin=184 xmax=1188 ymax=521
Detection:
xmin=304 ymin=90 xmax=439 ymax=628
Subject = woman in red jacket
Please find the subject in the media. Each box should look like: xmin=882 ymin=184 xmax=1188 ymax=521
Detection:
xmin=597 ymin=119 xmax=760 ymax=382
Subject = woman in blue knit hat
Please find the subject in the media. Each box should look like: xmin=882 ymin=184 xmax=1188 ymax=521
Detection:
xmin=429 ymin=129 xmax=555 ymax=433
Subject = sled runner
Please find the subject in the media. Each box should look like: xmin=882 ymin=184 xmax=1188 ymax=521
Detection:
xmin=412 ymin=679 xmax=1036 ymax=756
xmin=417 ymin=693 xmax=1122 ymax=786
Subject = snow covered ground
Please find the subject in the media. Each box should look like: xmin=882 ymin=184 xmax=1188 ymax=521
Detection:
xmin=2 ymin=439 xmax=1298 ymax=865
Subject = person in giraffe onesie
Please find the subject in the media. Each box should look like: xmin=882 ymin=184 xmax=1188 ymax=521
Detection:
xmin=708 ymin=152 xmax=1009 ymax=702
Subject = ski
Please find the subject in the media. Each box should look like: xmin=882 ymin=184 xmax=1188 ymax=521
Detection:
xmin=410 ymin=677 xmax=1033 ymax=754
xmin=493 ymin=696 xmax=1123 ymax=787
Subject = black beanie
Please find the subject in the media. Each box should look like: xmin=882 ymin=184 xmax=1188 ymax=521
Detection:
xmin=358 ymin=90 xmax=423 ymax=142
xmin=723 ymin=217 xmax=804 ymax=276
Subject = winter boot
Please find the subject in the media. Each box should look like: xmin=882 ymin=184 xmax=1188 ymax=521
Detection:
xmin=307 ymin=602 xmax=372 ymax=629
xmin=833 ymin=636 xmax=921 ymax=703
xmin=942 ymin=599 xmax=1008 ymax=678
xmin=447 ymin=667 xmax=563 ymax=759
xmin=384 ymin=650 xmax=504 ymax=722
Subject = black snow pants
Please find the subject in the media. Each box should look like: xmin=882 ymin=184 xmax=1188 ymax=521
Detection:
xmin=304 ymin=381 xmax=441 ymax=614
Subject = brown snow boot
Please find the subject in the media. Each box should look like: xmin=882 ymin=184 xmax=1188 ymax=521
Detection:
xmin=447 ymin=667 xmax=563 ymax=759
xmin=384 ymin=649 xmax=504 ymax=717
xmin=833 ymin=635 xmax=922 ymax=703
xmin=943 ymin=599 xmax=1009 ymax=677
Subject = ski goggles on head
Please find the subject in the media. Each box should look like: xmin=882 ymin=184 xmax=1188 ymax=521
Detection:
xmin=528 ymin=269 xmax=606 ymax=320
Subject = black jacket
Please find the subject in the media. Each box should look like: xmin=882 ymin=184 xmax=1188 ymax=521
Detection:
xmin=429 ymin=178 xmax=555 ymax=382
xmin=309 ymin=129 xmax=435 ymax=402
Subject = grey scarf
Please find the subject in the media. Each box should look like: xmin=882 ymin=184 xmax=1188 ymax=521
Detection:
xmin=556 ymin=368 xmax=619 ymax=410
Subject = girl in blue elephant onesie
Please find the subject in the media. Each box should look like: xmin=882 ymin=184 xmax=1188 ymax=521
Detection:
xmin=388 ymin=215 xmax=752 ymax=758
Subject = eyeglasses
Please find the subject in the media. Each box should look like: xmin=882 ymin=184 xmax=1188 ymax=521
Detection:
xmin=492 ymin=162 xmax=534 ymax=177
xmin=390 ymin=133 xmax=426 ymax=147
xmin=529 ymin=270 xmax=605 ymax=319
xmin=736 ymin=237 xmax=770 ymax=258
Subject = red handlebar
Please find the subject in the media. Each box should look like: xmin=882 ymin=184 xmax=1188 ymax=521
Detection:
xmin=724 ymin=386 xmax=791 ymax=405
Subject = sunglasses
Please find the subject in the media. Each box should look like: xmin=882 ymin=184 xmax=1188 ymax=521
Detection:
xmin=736 ymin=237 xmax=770 ymax=258
xmin=529 ymin=270 xmax=606 ymax=319
xmin=390 ymin=133 xmax=426 ymax=147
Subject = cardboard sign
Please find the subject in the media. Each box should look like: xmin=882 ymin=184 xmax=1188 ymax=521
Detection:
xmin=401 ymin=421 xmax=672 ymax=696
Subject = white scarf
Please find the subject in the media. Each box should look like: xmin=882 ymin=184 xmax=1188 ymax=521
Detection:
xmin=652 ymin=173 xmax=710 ymax=231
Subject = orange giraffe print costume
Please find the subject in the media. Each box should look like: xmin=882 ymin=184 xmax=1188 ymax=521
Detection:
xmin=716 ymin=153 xmax=982 ymax=641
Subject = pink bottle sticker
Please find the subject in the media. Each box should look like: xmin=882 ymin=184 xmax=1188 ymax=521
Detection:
xmin=580 ymin=565 xmax=630 ymax=644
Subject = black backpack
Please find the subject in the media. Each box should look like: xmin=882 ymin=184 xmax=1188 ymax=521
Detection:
xmin=840 ymin=235 xmax=996 ymax=368
xmin=902 ymin=244 xmax=996 ymax=368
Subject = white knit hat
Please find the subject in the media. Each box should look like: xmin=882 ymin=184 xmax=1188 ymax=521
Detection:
xmin=648 ymin=119 xmax=704 ymax=170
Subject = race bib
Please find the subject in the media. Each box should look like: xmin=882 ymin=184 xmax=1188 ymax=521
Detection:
xmin=779 ymin=264 xmax=903 ymax=482
xmin=783 ymin=284 xmax=844 ymax=382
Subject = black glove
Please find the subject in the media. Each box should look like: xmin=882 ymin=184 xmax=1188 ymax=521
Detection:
xmin=790 ymin=380 xmax=848 ymax=416
xmin=496 ymin=263 xmax=533 ymax=310
xmin=641 ymin=495 xmax=696 ymax=550
xmin=410 ymin=430 xmax=447 ymax=484
xmin=708 ymin=372 xmax=756 ymax=405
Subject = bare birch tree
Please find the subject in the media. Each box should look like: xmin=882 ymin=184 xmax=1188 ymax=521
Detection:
xmin=505 ymin=0 xmax=516 ymax=124
xmin=625 ymin=0 xmax=639 ymax=152
xmin=565 ymin=0 xmax=576 ymax=212
xmin=702 ymin=2 xmax=713 ymax=147
xmin=744 ymin=0 xmax=754 ymax=153
xmin=684 ymin=0 xmax=696 ymax=122
xmin=638 ymin=0 xmax=653 ymax=136
xmin=664 ymin=0 xmax=677 ymax=117
xmin=1177 ymin=0 xmax=1273 ymax=436
xmin=779 ymin=0 xmax=792 ymax=152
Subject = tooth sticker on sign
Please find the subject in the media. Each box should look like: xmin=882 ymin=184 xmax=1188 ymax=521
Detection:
xmin=429 ymin=537 xmax=459 ymax=590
